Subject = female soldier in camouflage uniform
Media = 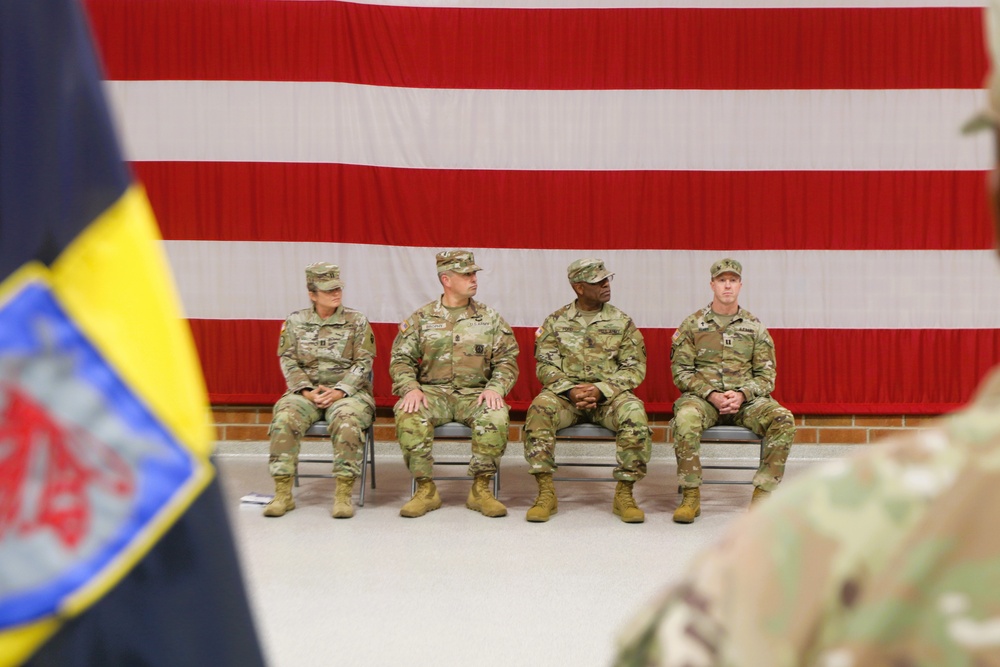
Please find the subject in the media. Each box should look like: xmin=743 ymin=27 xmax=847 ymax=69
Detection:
xmin=263 ymin=263 xmax=376 ymax=519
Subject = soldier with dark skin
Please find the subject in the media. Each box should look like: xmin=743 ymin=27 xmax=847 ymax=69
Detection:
xmin=264 ymin=263 xmax=376 ymax=519
xmin=613 ymin=9 xmax=1000 ymax=664
xmin=391 ymin=250 xmax=519 ymax=518
xmin=523 ymin=259 xmax=651 ymax=523
xmin=670 ymin=258 xmax=795 ymax=523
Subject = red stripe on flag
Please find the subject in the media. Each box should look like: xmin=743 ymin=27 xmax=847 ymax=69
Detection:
xmin=138 ymin=162 xmax=993 ymax=251
xmin=86 ymin=1 xmax=986 ymax=90
xmin=191 ymin=320 xmax=999 ymax=415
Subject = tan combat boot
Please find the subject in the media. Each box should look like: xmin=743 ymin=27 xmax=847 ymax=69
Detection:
xmin=750 ymin=486 xmax=771 ymax=509
xmin=612 ymin=480 xmax=645 ymax=523
xmin=466 ymin=474 xmax=507 ymax=517
xmin=263 ymin=475 xmax=295 ymax=517
xmin=673 ymin=487 xmax=701 ymax=523
xmin=526 ymin=473 xmax=557 ymax=522
xmin=400 ymin=478 xmax=442 ymax=518
xmin=331 ymin=476 xmax=356 ymax=519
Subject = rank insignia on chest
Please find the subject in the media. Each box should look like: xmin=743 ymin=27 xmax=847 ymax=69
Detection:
xmin=475 ymin=344 xmax=485 ymax=354
xmin=723 ymin=336 xmax=733 ymax=347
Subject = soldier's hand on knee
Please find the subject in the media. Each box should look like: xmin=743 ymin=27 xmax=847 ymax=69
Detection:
xmin=400 ymin=388 xmax=429 ymax=413
xmin=477 ymin=389 xmax=506 ymax=410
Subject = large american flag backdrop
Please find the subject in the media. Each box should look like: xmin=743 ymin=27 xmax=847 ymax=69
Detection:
xmin=84 ymin=0 xmax=999 ymax=415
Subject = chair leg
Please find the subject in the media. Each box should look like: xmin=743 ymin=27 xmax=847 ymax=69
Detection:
xmin=368 ymin=428 xmax=377 ymax=489
xmin=357 ymin=427 xmax=377 ymax=507
xmin=359 ymin=438 xmax=368 ymax=508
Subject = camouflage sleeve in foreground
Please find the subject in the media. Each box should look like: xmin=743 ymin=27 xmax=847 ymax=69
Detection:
xmin=614 ymin=368 xmax=1000 ymax=667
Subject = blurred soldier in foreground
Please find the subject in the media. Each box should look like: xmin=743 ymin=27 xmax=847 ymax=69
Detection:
xmin=523 ymin=259 xmax=651 ymax=523
xmin=391 ymin=250 xmax=519 ymax=518
xmin=670 ymin=258 xmax=795 ymax=522
xmin=614 ymin=8 xmax=1000 ymax=663
xmin=264 ymin=263 xmax=376 ymax=519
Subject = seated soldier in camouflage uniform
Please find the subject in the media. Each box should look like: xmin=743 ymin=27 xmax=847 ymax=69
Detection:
xmin=391 ymin=250 xmax=519 ymax=518
xmin=263 ymin=263 xmax=376 ymax=519
xmin=670 ymin=258 xmax=795 ymax=523
xmin=523 ymin=259 xmax=651 ymax=524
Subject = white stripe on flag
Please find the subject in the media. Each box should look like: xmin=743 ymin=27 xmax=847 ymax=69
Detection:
xmin=107 ymin=82 xmax=992 ymax=171
xmin=164 ymin=241 xmax=1000 ymax=329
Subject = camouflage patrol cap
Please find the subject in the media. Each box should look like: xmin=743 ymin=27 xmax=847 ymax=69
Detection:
xmin=436 ymin=250 xmax=482 ymax=274
xmin=567 ymin=258 xmax=614 ymax=284
xmin=305 ymin=262 xmax=343 ymax=290
xmin=710 ymin=258 xmax=742 ymax=279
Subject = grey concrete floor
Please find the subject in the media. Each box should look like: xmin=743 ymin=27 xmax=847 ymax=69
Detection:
xmin=217 ymin=451 xmax=825 ymax=667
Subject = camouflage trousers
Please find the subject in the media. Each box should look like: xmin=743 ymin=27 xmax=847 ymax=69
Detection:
xmin=524 ymin=390 xmax=651 ymax=482
xmin=393 ymin=385 xmax=509 ymax=479
xmin=268 ymin=392 xmax=375 ymax=479
xmin=672 ymin=393 xmax=795 ymax=491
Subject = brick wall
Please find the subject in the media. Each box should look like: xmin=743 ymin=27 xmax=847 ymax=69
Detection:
xmin=212 ymin=406 xmax=938 ymax=445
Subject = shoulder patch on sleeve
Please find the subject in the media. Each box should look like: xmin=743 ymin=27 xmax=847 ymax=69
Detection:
xmin=671 ymin=329 xmax=681 ymax=342
xmin=535 ymin=327 xmax=544 ymax=339
xmin=399 ymin=317 xmax=414 ymax=333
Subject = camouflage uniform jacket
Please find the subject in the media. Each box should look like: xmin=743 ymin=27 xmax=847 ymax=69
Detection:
xmin=277 ymin=306 xmax=376 ymax=398
xmin=671 ymin=304 xmax=776 ymax=402
xmin=535 ymin=302 xmax=646 ymax=401
xmin=615 ymin=368 xmax=1000 ymax=667
xmin=390 ymin=298 xmax=519 ymax=397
